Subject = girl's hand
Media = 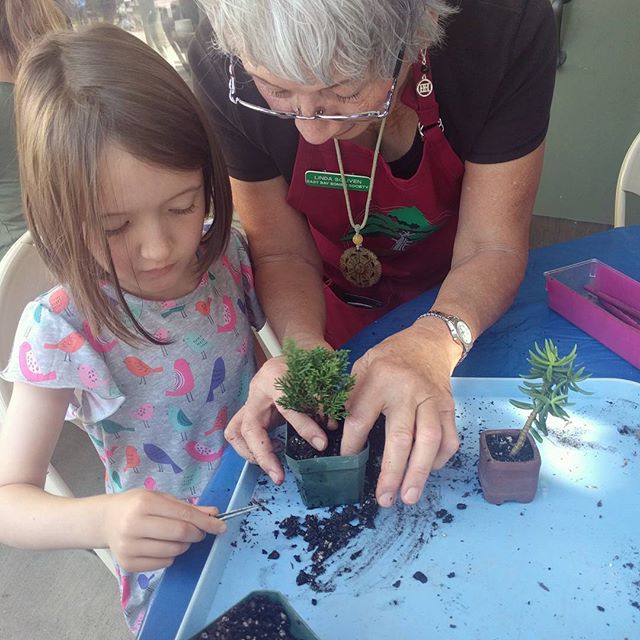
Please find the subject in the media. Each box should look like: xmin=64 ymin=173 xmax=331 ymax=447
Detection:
xmin=225 ymin=356 xmax=334 ymax=484
xmin=102 ymin=489 xmax=226 ymax=572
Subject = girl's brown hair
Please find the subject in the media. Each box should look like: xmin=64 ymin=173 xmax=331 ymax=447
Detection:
xmin=0 ymin=0 xmax=67 ymax=73
xmin=15 ymin=24 xmax=233 ymax=344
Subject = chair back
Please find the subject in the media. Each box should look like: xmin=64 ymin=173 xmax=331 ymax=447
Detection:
xmin=0 ymin=232 xmax=55 ymax=417
xmin=614 ymin=130 xmax=640 ymax=227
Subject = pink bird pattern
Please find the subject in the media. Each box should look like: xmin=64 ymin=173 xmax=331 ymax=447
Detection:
xmin=130 ymin=403 xmax=154 ymax=428
xmin=217 ymin=296 xmax=238 ymax=336
xmin=222 ymin=255 xmax=241 ymax=284
xmin=77 ymin=363 xmax=110 ymax=389
xmin=154 ymin=328 xmax=170 ymax=357
xmin=120 ymin=575 xmax=131 ymax=610
xmin=185 ymin=440 xmax=224 ymax=469
xmin=18 ymin=342 xmax=56 ymax=382
xmin=165 ymin=358 xmax=195 ymax=402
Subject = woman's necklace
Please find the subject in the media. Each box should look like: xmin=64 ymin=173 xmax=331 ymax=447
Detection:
xmin=334 ymin=117 xmax=386 ymax=288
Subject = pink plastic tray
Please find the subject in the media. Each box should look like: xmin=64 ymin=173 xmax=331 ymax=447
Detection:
xmin=545 ymin=259 xmax=640 ymax=369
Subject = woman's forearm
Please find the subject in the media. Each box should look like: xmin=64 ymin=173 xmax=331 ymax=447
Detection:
xmin=254 ymin=255 xmax=329 ymax=349
xmin=431 ymin=245 xmax=527 ymax=340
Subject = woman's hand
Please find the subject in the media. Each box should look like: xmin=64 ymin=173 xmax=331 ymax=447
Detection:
xmin=225 ymin=354 xmax=336 ymax=484
xmin=102 ymin=489 xmax=226 ymax=572
xmin=340 ymin=319 xmax=462 ymax=508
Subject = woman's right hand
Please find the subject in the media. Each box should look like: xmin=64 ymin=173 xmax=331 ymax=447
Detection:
xmin=225 ymin=355 xmax=335 ymax=484
xmin=102 ymin=489 xmax=226 ymax=572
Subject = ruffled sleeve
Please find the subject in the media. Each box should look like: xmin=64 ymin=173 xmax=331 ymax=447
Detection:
xmin=0 ymin=289 xmax=125 ymax=424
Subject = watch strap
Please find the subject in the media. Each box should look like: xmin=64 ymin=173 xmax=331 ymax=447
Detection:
xmin=417 ymin=310 xmax=473 ymax=364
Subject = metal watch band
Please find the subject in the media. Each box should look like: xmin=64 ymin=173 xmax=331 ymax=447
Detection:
xmin=416 ymin=310 xmax=473 ymax=364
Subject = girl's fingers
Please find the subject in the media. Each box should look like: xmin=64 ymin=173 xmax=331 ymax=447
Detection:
xmin=143 ymin=494 xmax=228 ymax=536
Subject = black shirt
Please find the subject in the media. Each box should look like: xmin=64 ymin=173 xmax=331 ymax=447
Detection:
xmin=188 ymin=0 xmax=557 ymax=184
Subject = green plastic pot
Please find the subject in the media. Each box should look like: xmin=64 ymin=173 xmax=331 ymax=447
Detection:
xmin=285 ymin=432 xmax=369 ymax=509
xmin=189 ymin=590 xmax=320 ymax=640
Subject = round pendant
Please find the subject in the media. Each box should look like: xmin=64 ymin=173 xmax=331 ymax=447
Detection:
xmin=416 ymin=77 xmax=433 ymax=98
xmin=340 ymin=246 xmax=382 ymax=288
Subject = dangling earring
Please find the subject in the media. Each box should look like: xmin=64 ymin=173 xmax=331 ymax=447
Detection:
xmin=416 ymin=49 xmax=433 ymax=98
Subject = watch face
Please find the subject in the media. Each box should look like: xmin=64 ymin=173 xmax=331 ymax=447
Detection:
xmin=455 ymin=321 xmax=472 ymax=345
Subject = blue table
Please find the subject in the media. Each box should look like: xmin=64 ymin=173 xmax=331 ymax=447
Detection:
xmin=139 ymin=225 xmax=640 ymax=639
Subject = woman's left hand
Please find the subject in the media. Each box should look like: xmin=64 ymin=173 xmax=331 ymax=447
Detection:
xmin=340 ymin=319 xmax=462 ymax=507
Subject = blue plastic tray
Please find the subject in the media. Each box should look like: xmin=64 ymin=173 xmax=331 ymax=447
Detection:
xmin=177 ymin=378 xmax=640 ymax=639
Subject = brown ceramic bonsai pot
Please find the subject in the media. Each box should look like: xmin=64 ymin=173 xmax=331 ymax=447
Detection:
xmin=478 ymin=429 xmax=541 ymax=505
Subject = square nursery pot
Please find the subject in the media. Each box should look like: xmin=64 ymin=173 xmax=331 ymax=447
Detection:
xmin=189 ymin=590 xmax=320 ymax=640
xmin=478 ymin=429 xmax=541 ymax=505
xmin=285 ymin=426 xmax=369 ymax=509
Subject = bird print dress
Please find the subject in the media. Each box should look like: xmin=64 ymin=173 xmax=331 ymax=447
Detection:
xmin=1 ymin=229 xmax=264 ymax=632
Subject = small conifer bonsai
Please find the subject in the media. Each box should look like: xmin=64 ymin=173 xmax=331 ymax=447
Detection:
xmin=275 ymin=340 xmax=367 ymax=508
xmin=275 ymin=339 xmax=355 ymax=449
xmin=508 ymin=339 xmax=591 ymax=456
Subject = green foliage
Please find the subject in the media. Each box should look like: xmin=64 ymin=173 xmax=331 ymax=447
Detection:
xmin=509 ymin=339 xmax=591 ymax=455
xmin=275 ymin=339 xmax=356 ymax=424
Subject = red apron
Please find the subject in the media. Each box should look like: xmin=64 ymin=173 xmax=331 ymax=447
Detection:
xmin=286 ymin=57 xmax=465 ymax=347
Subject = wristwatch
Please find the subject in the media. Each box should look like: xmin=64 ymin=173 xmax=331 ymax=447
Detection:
xmin=417 ymin=310 xmax=474 ymax=364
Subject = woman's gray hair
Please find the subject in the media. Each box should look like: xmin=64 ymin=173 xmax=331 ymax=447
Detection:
xmin=200 ymin=0 xmax=456 ymax=84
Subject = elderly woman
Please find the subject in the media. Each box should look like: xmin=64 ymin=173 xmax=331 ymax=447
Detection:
xmin=189 ymin=0 xmax=557 ymax=507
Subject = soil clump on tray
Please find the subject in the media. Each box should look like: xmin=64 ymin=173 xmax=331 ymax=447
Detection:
xmin=192 ymin=593 xmax=297 ymax=639
xmin=278 ymin=417 xmax=385 ymax=591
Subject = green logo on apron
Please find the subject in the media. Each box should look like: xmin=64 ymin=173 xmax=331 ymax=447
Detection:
xmin=340 ymin=206 xmax=442 ymax=251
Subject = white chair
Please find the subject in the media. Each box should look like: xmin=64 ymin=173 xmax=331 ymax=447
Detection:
xmin=614 ymin=130 xmax=640 ymax=228
xmin=0 ymin=231 xmax=117 ymax=576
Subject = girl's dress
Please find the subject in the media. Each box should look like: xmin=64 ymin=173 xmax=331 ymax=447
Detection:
xmin=1 ymin=229 xmax=264 ymax=632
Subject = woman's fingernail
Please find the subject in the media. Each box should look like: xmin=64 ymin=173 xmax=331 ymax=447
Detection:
xmin=404 ymin=487 xmax=421 ymax=504
xmin=268 ymin=470 xmax=280 ymax=483
xmin=379 ymin=492 xmax=395 ymax=507
xmin=312 ymin=437 xmax=325 ymax=450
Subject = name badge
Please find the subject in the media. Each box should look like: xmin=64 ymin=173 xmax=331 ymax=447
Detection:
xmin=304 ymin=170 xmax=371 ymax=192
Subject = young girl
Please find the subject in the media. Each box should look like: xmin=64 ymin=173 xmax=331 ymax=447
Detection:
xmin=0 ymin=24 xmax=264 ymax=633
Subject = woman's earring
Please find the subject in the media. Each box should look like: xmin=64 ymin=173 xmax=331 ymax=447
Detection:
xmin=416 ymin=49 xmax=433 ymax=98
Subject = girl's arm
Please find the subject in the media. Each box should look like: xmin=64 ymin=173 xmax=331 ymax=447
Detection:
xmin=0 ymin=382 xmax=227 ymax=571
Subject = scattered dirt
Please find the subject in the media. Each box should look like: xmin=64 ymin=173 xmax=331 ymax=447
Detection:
xmin=276 ymin=418 xmax=386 ymax=591
xmin=412 ymin=571 xmax=428 ymax=584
